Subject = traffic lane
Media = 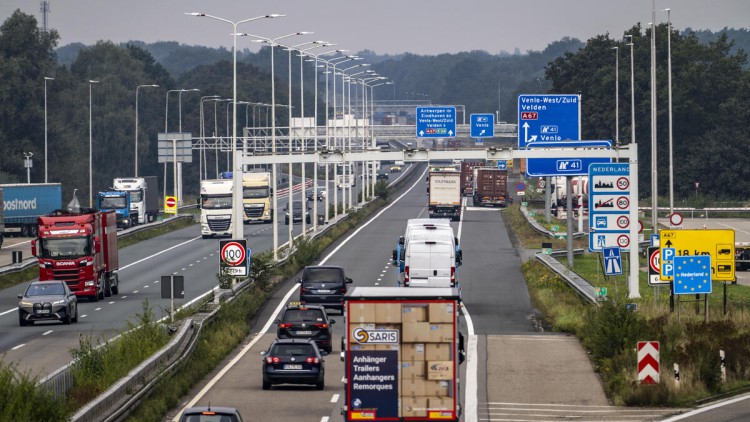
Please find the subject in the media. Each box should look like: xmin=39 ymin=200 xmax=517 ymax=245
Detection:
xmin=187 ymin=332 xmax=344 ymax=422
xmin=458 ymin=207 xmax=536 ymax=335
xmin=0 ymin=236 xmax=33 ymax=267
xmin=171 ymin=166 xmax=427 ymax=421
xmin=0 ymin=222 xmax=280 ymax=376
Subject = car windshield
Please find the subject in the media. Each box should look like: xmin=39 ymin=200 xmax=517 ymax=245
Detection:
xmin=283 ymin=309 xmax=325 ymax=323
xmin=271 ymin=344 xmax=316 ymax=356
xmin=201 ymin=195 xmax=232 ymax=209
xmin=99 ymin=196 xmax=128 ymax=209
xmin=243 ymin=186 xmax=268 ymax=199
xmin=39 ymin=237 xmax=91 ymax=258
xmin=303 ymin=268 xmax=343 ymax=283
xmin=285 ymin=201 xmax=304 ymax=211
xmin=26 ymin=283 xmax=65 ymax=297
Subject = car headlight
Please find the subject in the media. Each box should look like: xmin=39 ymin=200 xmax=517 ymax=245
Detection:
xmin=19 ymin=301 xmax=32 ymax=307
xmin=285 ymin=212 xmax=289 ymax=217
xmin=52 ymin=299 xmax=65 ymax=305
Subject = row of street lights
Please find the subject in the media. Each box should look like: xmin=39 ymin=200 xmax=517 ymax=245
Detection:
xmin=187 ymin=11 xmax=392 ymax=260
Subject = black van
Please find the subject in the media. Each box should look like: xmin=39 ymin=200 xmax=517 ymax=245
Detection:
xmin=298 ymin=266 xmax=352 ymax=314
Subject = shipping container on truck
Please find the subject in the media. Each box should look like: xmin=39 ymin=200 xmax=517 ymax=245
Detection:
xmin=343 ymin=287 xmax=465 ymax=422
xmin=0 ymin=183 xmax=62 ymax=237
xmin=32 ymin=208 xmax=119 ymax=301
xmin=472 ymin=167 xmax=510 ymax=207
xmin=113 ymin=176 xmax=159 ymax=225
xmin=459 ymin=161 xmax=485 ymax=197
xmin=427 ymin=170 xmax=462 ymax=221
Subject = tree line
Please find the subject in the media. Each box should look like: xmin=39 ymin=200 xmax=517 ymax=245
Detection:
xmin=1 ymin=9 xmax=748 ymax=203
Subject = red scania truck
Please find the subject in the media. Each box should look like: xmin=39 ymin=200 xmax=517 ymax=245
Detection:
xmin=32 ymin=208 xmax=119 ymax=302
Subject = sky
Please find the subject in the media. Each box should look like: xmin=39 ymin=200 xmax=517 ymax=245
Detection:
xmin=2 ymin=0 xmax=749 ymax=56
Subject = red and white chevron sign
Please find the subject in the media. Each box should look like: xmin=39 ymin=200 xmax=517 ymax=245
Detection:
xmin=638 ymin=341 xmax=660 ymax=384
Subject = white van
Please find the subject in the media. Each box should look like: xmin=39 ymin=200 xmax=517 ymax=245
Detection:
xmin=393 ymin=219 xmax=456 ymax=275
xmin=401 ymin=229 xmax=458 ymax=288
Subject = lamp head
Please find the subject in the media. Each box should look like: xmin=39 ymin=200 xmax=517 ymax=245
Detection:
xmin=185 ymin=12 xmax=205 ymax=16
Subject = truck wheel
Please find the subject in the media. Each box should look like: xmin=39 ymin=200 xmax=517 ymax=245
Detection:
xmin=21 ymin=225 xmax=29 ymax=237
xmin=104 ymin=277 xmax=112 ymax=297
xmin=111 ymin=274 xmax=119 ymax=295
xmin=90 ymin=293 xmax=99 ymax=303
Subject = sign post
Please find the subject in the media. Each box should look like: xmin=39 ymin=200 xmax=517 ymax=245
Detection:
xmin=160 ymin=275 xmax=184 ymax=323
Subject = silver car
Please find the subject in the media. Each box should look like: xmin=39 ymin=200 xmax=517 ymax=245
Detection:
xmin=18 ymin=280 xmax=78 ymax=326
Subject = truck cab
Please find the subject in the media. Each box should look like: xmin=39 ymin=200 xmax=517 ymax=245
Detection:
xmin=113 ymin=177 xmax=159 ymax=225
xmin=96 ymin=191 xmax=132 ymax=228
xmin=242 ymin=172 xmax=273 ymax=224
xmin=200 ymin=179 xmax=234 ymax=238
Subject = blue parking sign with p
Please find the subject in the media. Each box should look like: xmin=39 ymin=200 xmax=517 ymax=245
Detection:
xmin=661 ymin=248 xmax=675 ymax=277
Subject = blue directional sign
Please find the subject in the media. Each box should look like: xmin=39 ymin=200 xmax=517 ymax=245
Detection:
xmin=518 ymin=94 xmax=580 ymax=148
xmin=602 ymin=247 xmax=622 ymax=276
xmin=588 ymin=163 xmax=631 ymax=252
xmin=497 ymin=161 xmax=507 ymax=170
xmin=416 ymin=107 xmax=456 ymax=138
xmin=526 ymin=140 xmax=612 ymax=177
xmin=673 ymin=256 xmax=713 ymax=295
xmin=470 ymin=113 xmax=494 ymax=138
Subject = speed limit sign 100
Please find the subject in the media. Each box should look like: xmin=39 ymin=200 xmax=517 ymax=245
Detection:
xmin=220 ymin=239 xmax=248 ymax=276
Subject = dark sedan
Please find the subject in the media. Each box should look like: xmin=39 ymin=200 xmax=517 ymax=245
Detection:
xmin=276 ymin=304 xmax=335 ymax=354
xmin=262 ymin=338 xmax=325 ymax=390
xmin=18 ymin=280 xmax=78 ymax=326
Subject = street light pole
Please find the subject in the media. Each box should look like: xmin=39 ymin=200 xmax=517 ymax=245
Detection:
xmin=88 ymin=79 xmax=99 ymax=208
xmin=44 ymin=76 xmax=54 ymax=183
xmin=176 ymin=88 xmax=199 ymax=204
xmin=613 ymin=46 xmax=619 ymax=149
xmin=199 ymin=96 xmax=221 ymax=180
xmin=665 ymin=8 xmax=674 ymax=215
xmin=187 ymin=11 xmax=285 ymax=241
xmin=249 ymin=32 xmax=312 ymax=261
xmin=650 ymin=0 xmax=658 ymax=232
xmin=626 ymin=35 xmax=635 ymax=145
xmin=135 ymin=84 xmax=159 ymax=177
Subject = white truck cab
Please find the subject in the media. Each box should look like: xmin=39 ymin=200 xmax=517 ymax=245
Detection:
xmin=200 ymin=179 xmax=233 ymax=238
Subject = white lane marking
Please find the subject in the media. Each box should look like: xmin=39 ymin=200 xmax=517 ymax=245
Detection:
xmin=119 ymin=236 xmax=200 ymax=270
xmin=0 ymin=308 xmax=17 ymax=316
xmin=11 ymin=344 xmax=25 ymax=350
xmin=375 ymin=283 xmax=379 ymax=286
xmin=458 ymin=198 xmax=478 ymax=422
xmin=133 ymin=290 xmax=139 ymax=294
xmin=176 ymin=166 xmax=429 ymax=420
xmin=95 ymin=307 xmax=102 ymax=311
xmin=108 ymin=301 xmax=115 ymax=305
xmin=42 ymin=330 xmax=53 ymax=336
xmin=330 ymin=394 xmax=339 ymax=403
xmin=144 ymin=285 xmax=149 ymax=289
xmin=154 ymin=279 xmax=160 ymax=283
xmin=181 ymin=268 xmax=186 ymax=271
xmin=321 ymin=418 xmax=329 ymax=422
xmin=659 ymin=393 xmax=750 ymax=421
xmin=81 ymin=314 xmax=88 ymax=318
xmin=121 ymin=296 xmax=128 ymax=299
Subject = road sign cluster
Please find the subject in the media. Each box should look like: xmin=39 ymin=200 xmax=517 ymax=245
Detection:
xmin=588 ymin=163 xmax=632 ymax=252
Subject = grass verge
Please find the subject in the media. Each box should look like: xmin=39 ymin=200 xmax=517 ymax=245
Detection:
xmin=508 ymin=204 xmax=750 ymax=406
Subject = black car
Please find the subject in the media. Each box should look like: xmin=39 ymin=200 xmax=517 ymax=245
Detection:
xmin=18 ymin=280 xmax=78 ymax=326
xmin=376 ymin=173 xmax=389 ymax=181
xmin=306 ymin=189 xmax=326 ymax=202
xmin=284 ymin=200 xmax=311 ymax=225
xmin=178 ymin=406 xmax=244 ymax=422
xmin=298 ymin=266 xmax=352 ymax=314
xmin=276 ymin=304 xmax=335 ymax=353
xmin=262 ymin=338 xmax=325 ymax=390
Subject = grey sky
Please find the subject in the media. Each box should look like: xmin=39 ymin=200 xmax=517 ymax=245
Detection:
xmin=2 ymin=1 xmax=748 ymax=55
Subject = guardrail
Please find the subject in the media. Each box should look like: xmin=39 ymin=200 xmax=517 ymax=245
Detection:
xmin=520 ymin=205 xmax=586 ymax=239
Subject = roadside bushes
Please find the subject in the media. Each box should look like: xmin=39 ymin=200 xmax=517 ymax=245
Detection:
xmin=0 ymin=360 xmax=71 ymax=421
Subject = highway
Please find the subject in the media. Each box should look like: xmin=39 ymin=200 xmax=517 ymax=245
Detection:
xmin=0 ymin=168 xmax=396 ymax=379
xmin=167 ymin=169 xmax=681 ymax=421
xmin=1 ymin=168 xmax=749 ymax=420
